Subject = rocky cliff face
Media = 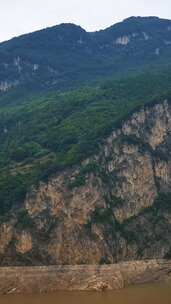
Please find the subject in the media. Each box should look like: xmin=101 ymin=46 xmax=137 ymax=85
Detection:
xmin=1 ymin=100 xmax=171 ymax=266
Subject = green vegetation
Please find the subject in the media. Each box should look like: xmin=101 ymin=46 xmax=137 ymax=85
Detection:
xmin=67 ymin=162 xmax=99 ymax=189
xmin=0 ymin=173 xmax=28 ymax=216
xmin=118 ymin=192 xmax=171 ymax=244
xmin=16 ymin=209 xmax=34 ymax=230
xmin=0 ymin=68 xmax=171 ymax=216
xmin=1 ymin=17 xmax=171 ymax=98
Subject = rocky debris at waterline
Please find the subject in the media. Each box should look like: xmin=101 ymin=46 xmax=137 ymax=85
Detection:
xmin=0 ymin=260 xmax=171 ymax=294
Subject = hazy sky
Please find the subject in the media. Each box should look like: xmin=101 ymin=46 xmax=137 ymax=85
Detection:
xmin=0 ymin=0 xmax=171 ymax=42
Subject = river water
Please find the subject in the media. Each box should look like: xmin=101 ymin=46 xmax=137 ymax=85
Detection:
xmin=1 ymin=281 xmax=171 ymax=304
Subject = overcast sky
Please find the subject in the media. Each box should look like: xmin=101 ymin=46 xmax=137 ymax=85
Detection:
xmin=0 ymin=0 xmax=171 ymax=42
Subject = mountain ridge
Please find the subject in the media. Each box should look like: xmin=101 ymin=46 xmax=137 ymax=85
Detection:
xmin=1 ymin=16 xmax=171 ymax=266
xmin=1 ymin=16 xmax=171 ymax=98
xmin=1 ymin=16 xmax=170 ymax=43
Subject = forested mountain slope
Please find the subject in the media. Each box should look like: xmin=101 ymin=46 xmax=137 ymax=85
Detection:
xmin=1 ymin=17 xmax=171 ymax=266
xmin=0 ymin=69 xmax=171 ymax=217
xmin=1 ymin=16 xmax=171 ymax=98
xmin=1 ymin=81 xmax=171 ymax=265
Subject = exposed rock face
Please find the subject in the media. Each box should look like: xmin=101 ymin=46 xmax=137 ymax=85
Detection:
xmin=16 ymin=231 xmax=32 ymax=254
xmin=1 ymin=100 xmax=171 ymax=265
xmin=115 ymin=36 xmax=130 ymax=45
xmin=0 ymin=81 xmax=18 ymax=92
xmin=0 ymin=223 xmax=13 ymax=254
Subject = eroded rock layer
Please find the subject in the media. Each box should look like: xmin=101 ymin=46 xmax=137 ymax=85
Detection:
xmin=0 ymin=260 xmax=171 ymax=294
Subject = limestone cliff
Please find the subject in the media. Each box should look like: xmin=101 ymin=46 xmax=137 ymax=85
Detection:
xmin=1 ymin=100 xmax=171 ymax=265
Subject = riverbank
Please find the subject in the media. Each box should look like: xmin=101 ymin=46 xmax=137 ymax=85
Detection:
xmin=0 ymin=260 xmax=171 ymax=294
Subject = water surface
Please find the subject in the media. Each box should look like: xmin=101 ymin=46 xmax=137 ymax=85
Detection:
xmin=1 ymin=281 xmax=171 ymax=304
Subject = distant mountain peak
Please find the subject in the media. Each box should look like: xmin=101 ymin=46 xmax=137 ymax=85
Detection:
xmin=123 ymin=16 xmax=160 ymax=23
xmin=55 ymin=23 xmax=85 ymax=31
xmin=1 ymin=15 xmax=171 ymax=95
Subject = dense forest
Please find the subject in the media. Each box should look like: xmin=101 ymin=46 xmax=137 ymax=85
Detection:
xmin=1 ymin=16 xmax=171 ymax=95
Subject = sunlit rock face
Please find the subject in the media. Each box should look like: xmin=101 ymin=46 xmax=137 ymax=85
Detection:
xmin=16 ymin=231 xmax=33 ymax=254
xmin=1 ymin=100 xmax=171 ymax=266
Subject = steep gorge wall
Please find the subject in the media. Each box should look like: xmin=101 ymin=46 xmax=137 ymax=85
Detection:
xmin=1 ymin=100 xmax=171 ymax=266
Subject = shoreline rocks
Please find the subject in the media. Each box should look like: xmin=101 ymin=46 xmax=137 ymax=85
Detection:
xmin=0 ymin=259 xmax=171 ymax=294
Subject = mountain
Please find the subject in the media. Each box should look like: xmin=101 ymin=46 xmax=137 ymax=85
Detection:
xmin=1 ymin=16 xmax=171 ymax=99
xmin=1 ymin=17 xmax=171 ymax=266
xmin=1 ymin=82 xmax=171 ymax=265
xmin=0 ymin=68 xmax=171 ymax=265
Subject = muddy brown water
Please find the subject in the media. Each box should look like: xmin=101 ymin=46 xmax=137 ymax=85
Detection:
xmin=1 ymin=281 xmax=171 ymax=304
